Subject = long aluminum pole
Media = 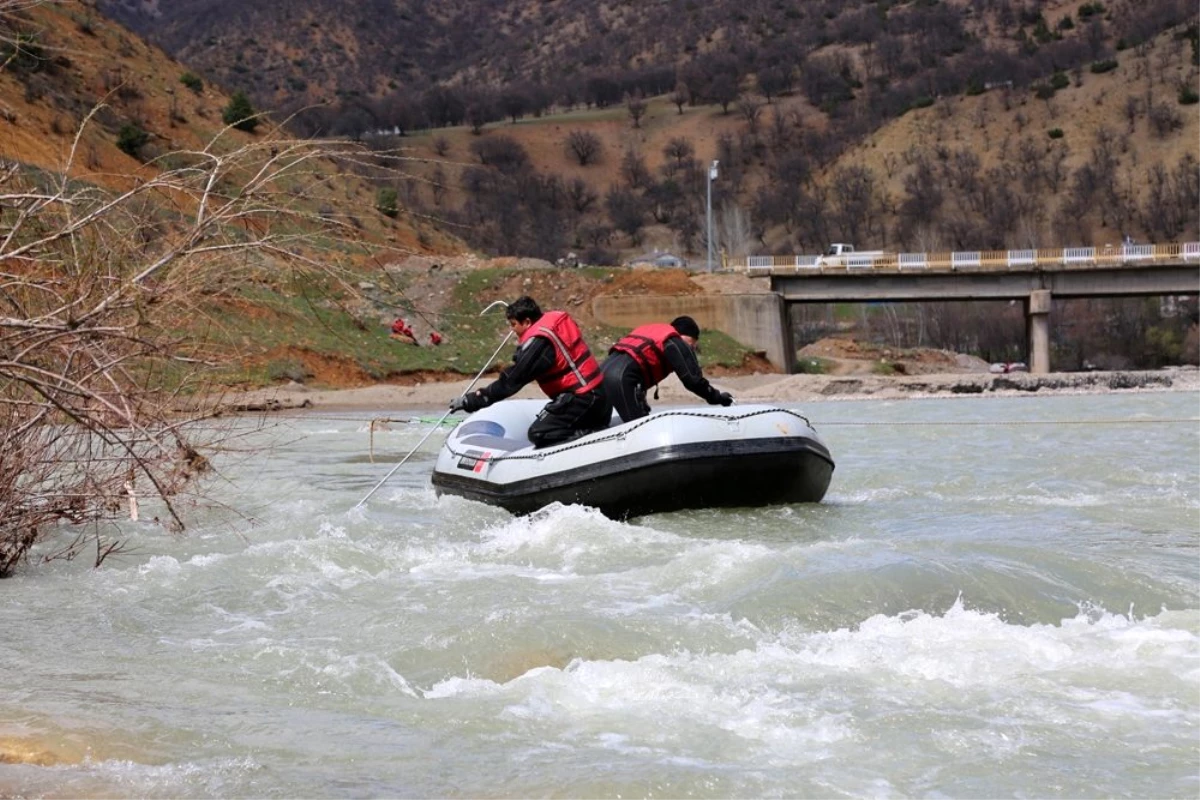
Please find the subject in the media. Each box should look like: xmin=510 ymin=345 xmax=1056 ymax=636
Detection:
xmin=353 ymin=328 xmax=515 ymax=509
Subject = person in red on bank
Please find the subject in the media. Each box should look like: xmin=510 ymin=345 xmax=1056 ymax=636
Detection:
xmin=390 ymin=317 xmax=416 ymax=344
xmin=601 ymin=315 xmax=733 ymax=423
xmin=448 ymin=296 xmax=612 ymax=448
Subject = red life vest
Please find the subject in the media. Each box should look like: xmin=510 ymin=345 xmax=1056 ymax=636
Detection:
xmin=610 ymin=323 xmax=679 ymax=387
xmin=519 ymin=310 xmax=603 ymax=397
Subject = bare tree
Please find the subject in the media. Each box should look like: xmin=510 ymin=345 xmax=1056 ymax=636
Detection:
xmin=1148 ymin=102 xmax=1183 ymax=137
xmin=430 ymin=164 xmax=447 ymax=206
xmin=671 ymin=83 xmax=689 ymax=114
xmin=662 ymin=137 xmax=694 ymax=171
xmin=756 ymin=65 xmax=792 ymax=104
xmin=605 ymin=186 xmax=647 ymax=245
xmin=0 ymin=112 xmax=375 ymax=575
xmin=565 ymin=130 xmax=602 ymax=166
xmin=710 ymin=73 xmax=739 ymax=114
xmin=564 ymin=176 xmax=598 ymax=216
xmin=714 ymin=203 xmax=754 ymax=258
xmin=619 ymin=147 xmax=651 ymax=190
xmin=829 ymin=165 xmax=885 ymax=246
xmin=625 ymin=91 xmax=648 ymax=129
xmin=465 ymin=101 xmax=491 ymax=135
xmin=1123 ymin=94 xmax=1142 ymax=133
xmin=737 ymin=96 xmax=762 ymax=132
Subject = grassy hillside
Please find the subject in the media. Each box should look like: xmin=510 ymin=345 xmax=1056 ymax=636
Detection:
xmin=195 ymin=263 xmax=758 ymax=389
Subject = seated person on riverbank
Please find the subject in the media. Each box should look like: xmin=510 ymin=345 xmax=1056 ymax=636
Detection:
xmin=601 ymin=315 xmax=733 ymax=423
xmin=390 ymin=317 xmax=417 ymax=345
xmin=448 ymin=296 xmax=612 ymax=447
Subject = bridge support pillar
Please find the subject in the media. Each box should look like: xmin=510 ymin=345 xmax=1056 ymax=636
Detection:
xmin=779 ymin=301 xmax=797 ymax=374
xmin=1027 ymin=290 xmax=1052 ymax=374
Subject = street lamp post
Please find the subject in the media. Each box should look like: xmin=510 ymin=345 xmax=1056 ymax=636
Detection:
xmin=706 ymin=159 xmax=719 ymax=272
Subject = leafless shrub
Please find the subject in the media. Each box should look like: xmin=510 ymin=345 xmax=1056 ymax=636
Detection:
xmin=1124 ymin=94 xmax=1142 ymax=131
xmin=736 ymin=96 xmax=761 ymax=132
xmin=565 ymin=129 xmax=602 ymax=166
xmin=662 ymin=136 xmax=694 ymax=171
xmin=670 ymin=83 xmax=688 ymax=114
xmin=0 ymin=108 xmax=372 ymax=575
xmin=1147 ymin=101 xmax=1183 ymax=136
xmin=625 ymin=91 xmax=647 ymax=129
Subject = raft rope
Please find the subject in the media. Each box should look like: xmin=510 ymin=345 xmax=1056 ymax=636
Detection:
xmin=443 ymin=408 xmax=819 ymax=464
xmin=365 ymin=416 xmax=456 ymax=462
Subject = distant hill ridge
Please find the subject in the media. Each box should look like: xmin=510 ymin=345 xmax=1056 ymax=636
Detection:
xmin=96 ymin=0 xmax=1197 ymax=134
xmin=82 ymin=0 xmax=1200 ymax=267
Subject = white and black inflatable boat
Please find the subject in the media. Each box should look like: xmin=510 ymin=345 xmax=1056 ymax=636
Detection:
xmin=431 ymin=399 xmax=834 ymax=518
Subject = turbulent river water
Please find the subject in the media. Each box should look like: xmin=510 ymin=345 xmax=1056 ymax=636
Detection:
xmin=2 ymin=391 xmax=1197 ymax=799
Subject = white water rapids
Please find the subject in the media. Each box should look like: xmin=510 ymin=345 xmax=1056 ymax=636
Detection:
xmin=2 ymin=392 xmax=1197 ymax=798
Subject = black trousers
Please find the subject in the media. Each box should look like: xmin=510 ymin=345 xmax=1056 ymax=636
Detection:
xmin=528 ymin=387 xmax=613 ymax=448
xmin=601 ymin=353 xmax=652 ymax=423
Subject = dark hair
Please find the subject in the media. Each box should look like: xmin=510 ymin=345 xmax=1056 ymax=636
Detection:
xmin=670 ymin=315 xmax=701 ymax=339
xmin=506 ymin=296 xmax=543 ymax=324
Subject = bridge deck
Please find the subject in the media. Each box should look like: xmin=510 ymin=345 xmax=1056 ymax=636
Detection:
xmin=728 ymin=242 xmax=1200 ymax=276
xmin=720 ymin=241 xmax=1199 ymax=375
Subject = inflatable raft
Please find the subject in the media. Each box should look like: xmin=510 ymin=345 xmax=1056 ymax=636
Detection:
xmin=431 ymin=399 xmax=834 ymax=519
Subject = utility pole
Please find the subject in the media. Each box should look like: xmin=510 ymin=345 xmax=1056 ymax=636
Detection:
xmin=706 ymin=160 xmax=719 ymax=272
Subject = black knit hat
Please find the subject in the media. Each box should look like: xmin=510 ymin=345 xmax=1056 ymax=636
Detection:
xmin=670 ymin=315 xmax=701 ymax=339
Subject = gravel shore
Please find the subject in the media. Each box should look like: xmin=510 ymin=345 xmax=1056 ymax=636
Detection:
xmin=216 ymin=367 xmax=1200 ymax=414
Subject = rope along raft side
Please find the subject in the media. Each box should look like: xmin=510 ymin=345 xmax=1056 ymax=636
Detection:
xmin=430 ymin=401 xmax=835 ymax=519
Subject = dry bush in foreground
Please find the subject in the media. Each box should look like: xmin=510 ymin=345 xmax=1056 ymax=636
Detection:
xmin=0 ymin=110 xmax=377 ymax=575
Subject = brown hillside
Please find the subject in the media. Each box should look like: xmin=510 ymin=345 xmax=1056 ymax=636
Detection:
xmin=845 ymin=33 xmax=1199 ymax=249
xmin=88 ymin=0 xmax=1199 ymax=262
xmin=386 ymin=18 xmax=1198 ymax=263
xmin=0 ymin=1 xmax=461 ymax=260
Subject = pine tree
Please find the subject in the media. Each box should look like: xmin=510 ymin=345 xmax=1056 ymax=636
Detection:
xmin=222 ymin=91 xmax=259 ymax=132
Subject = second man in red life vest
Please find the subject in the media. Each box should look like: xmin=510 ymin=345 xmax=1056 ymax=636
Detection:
xmin=448 ymin=296 xmax=612 ymax=448
xmin=601 ymin=315 xmax=733 ymax=422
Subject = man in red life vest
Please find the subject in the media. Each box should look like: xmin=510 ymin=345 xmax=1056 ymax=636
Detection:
xmin=448 ymin=296 xmax=612 ymax=448
xmin=600 ymin=315 xmax=733 ymax=422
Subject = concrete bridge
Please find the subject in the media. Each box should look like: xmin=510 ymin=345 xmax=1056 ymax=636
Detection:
xmin=724 ymin=242 xmax=1200 ymax=373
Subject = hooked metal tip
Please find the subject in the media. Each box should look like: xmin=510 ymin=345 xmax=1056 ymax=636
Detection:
xmin=479 ymin=300 xmax=509 ymax=316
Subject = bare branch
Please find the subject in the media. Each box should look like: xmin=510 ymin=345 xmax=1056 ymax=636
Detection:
xmin=0 ymin=93 xmax=377 ymax=575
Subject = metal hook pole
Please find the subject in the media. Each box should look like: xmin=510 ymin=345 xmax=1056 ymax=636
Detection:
xmin=353 ymin=328 xmax=515 ymax=509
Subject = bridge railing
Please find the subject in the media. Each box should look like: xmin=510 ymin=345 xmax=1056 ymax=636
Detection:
xmin=1063 ymin=246 xmax=1095 ymax=264
xmin=1007 ymin=249 xmax=1037 ymax=267
xmin=725 ymin=242 xmax=1200 ymax=273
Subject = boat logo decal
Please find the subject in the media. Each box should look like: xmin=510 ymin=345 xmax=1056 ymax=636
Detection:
xmin=457 ymin=449 xmax=491 ymax=472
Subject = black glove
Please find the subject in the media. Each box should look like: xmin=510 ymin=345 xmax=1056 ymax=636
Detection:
xmin=450 ymin=391 xmax=487 ymax=414
xmin=709 ymin=390 xmax=733 ymax=407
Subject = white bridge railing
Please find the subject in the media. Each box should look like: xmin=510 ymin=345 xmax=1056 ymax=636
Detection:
xmin=730 ymin=242 xmax=1200 ymax=275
